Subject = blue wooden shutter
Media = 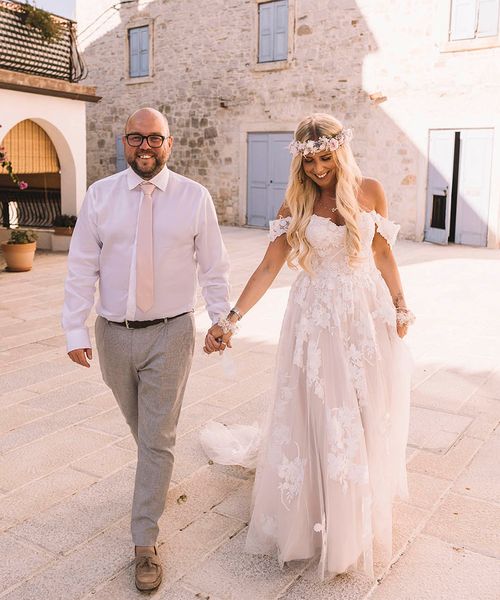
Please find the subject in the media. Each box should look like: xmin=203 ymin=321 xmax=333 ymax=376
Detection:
xmin=129 ymin=28 xmax=140 ymax=77
xmin=450 ymin=0 xmax=478 ymax=40
xmin=259 ymin=3 xmax=274 ymax=62
xmin=139 ymin=27 xmax=149 ymax=75
xmin=477 ymin=0 xmax=499 ymax=36
xmin=116 ymin=136 xmax=126 ymax=172
xmin=274 ymin=1 xmax=288 ymax=60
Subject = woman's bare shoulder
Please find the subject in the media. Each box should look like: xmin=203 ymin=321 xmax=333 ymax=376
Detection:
xmin=275 ymin=202 xmax=292 ymax=219
xmin=358 ymin=177 xmax=387 ymax=214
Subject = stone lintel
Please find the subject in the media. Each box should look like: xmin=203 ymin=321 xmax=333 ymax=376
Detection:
xmin=0 ymin=68 xmax=101 ymax=103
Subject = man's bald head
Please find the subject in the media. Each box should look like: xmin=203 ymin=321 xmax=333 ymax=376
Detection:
xmin=123 ymin=107 xmax=173 ymax=179
xmin=125 ymin=108 xmax=170 ymax=136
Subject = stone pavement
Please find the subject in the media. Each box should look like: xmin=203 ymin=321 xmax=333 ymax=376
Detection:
xmin=0 ymin=227 xmax=499 ymax=600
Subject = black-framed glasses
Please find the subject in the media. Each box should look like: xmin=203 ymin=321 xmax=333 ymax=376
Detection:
xmin=125 ymin=134 xmax=167 ymax=148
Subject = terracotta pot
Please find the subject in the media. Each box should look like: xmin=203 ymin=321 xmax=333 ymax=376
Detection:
xmin=1 ymin=241 xmax=37 ymax=272
xmin=53 ymin=226 xmax=73 ymax=236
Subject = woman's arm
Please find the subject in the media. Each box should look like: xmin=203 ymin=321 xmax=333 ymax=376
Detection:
xmin=204 ymin=209 xmax=291 ymax=353
xmin=366 ymin=179 xmax=410 ymax=338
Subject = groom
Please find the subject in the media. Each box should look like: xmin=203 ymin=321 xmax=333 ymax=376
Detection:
xmin=62 ymin=107 xmax=230 ymax=591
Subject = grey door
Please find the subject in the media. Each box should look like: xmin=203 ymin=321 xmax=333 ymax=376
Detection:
xmin=247 ymin=132 xmax=293 ymax=227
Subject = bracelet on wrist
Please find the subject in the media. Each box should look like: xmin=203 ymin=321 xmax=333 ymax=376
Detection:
xmin=396 ymin=308 xmax=416 ymax=326
xmin=229 ymin=306 xmax=243 ymax=320
xmin=217 ymin=316 xmax=239 ymax=335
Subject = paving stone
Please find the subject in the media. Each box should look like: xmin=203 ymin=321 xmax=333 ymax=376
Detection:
xmin=0 ymin=427 xmax=116 ymax=491
xmin=405 ymin=471 xmax=450 ymax=510
xmin=391 ymin=501 xmax=429 ymax=556
xmin=407 ymin=407 xmax=472 ymax=453
xmin=459 ymin=393 xmax=500 ymax=419
xmin=23 ymin=380 xmax=108 ymax=412
xmin=200 ymin=350 xmax=275 ymax=383
xmin=0 ymin=403 xmax=102 ymax=454
xmin=71 ymin=444 xmax=136 ymax=478
xmin=424 ymin=492 xmax=500 ymax=557
xmin=177 ymin=401 xmax=228 ymax=437
xmin=452 ymin=433 xmax=500 ymax=503
xmin=409 ymin=357 xmax=443 ymax=389
xmin=94 ymin=512 xmax=244 ymax=597
xmin=115 ymin=435 xmax=136 ymax=452
xmin=0 ymin=534 xmax=54 ymax=594
xmin=205 ymin=368 xmax=273 ymax=409
xmin=24 ymin=368 xmax=93 ymax=394
xmin=410 ymin=368 xmax=483 ymax=413
xmin=77 ymin=406 xmax=131 ymax=437
xmin=279 ymin=560 xmax=373 ymax=600
xmin=182 ymin=371 xmax=236 ymax=406
xmin=1 ymin=518 xmax=132 ymax=600
xmin=475 ymin=369 xmax=500 ymax=400
xmin=0 ymin=388 xmax=39 ymax=409
xmin=172 ymin=428 xmax=213 ymax=482
xmin=81 ymin=389 xmax=116 ymax=409
xmin=10 ymin=468 xmax=135 ymax=553
xmin=182 ymin=528 xmax=309 ymax=600
xmin=370 ymin=535 xmax=500 ymax=600
xmin=158 ymin=465 xmax=242 ymax=539
xmin=465 ymin=413 xmax=498 ymax=440
xmin=0 ymin=467 xmax=97 ymax=531
xmin=407 ymin=436 xmax=483 ymax=480
xmin=212 ymin=478 xmax=253 ymax=522
xmin=0 ymin=403 xmax=47 ymax=434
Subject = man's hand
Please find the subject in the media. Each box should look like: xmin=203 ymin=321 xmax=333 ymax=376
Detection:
xmin=203 ymin=324 xmax=233 ymax=355
xmin=68 ymin=348 xmax=93 ymax=368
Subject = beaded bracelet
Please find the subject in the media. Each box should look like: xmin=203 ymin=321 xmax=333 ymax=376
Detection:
xmin=217 ymin=316 xmax=239 ymax=335
xmin=395 ymin=307 xmax=416 ymax=326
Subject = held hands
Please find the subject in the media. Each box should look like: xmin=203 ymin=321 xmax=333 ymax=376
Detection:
xmin=203 ymin=324 xmax=233 ymax=355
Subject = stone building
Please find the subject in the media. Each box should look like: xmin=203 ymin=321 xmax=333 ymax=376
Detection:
xmin=76 ymin=0 xmax=500 ymax=247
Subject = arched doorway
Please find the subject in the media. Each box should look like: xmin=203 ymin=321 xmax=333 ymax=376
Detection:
xmin=0 ymin=119 xmax=61 ymax=229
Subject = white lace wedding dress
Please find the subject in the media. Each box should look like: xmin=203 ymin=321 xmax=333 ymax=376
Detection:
xmin=201 ymin=210 xmax=412 ymax=580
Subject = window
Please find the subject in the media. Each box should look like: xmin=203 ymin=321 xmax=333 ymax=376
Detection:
xmin=449 ymin=0 xmax=499 ymax=40
xmin=129 ymin=26 xmax=149 ymax=77
xmin=258 ymin=1 xmax=288 ymax=63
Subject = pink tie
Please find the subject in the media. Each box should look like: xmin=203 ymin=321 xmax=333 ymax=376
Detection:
xmin=136 ymin=182 xmax=156 ymax=312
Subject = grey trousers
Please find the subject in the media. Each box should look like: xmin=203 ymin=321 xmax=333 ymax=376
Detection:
xmin=95 ymin=313 xmax=195 ymax=546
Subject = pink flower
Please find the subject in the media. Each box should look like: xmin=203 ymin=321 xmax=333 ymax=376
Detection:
xmin=18 ymin=181 xmax=28 ymax=190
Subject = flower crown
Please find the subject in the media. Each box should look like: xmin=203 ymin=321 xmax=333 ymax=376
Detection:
xmin=289 ymin=128 xmax=353 ymax=157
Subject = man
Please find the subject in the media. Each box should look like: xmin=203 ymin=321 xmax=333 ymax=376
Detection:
xmin=62 ymin=108 xmax=230 ymax=591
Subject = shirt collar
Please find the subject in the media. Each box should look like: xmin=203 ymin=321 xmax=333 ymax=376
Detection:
xmin=126 ymin=164 xmax=170 ymax=192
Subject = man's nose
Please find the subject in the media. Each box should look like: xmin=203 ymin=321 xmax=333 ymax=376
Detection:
xmin=139 ymin=137 xmax=150 ymax=150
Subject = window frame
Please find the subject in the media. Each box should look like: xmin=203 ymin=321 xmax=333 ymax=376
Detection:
xmin=441 ymin=0 xmax=500 ymax=51
xmin=126 ymin=19 xmax=154 ymax=83
xmin=252 ymin=0 xmax=295 ymax=72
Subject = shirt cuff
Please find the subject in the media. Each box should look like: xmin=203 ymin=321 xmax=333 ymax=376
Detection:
xmin=65 ymin=328 xmax=92 ymax=353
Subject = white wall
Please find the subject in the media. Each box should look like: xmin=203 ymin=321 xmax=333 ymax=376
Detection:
xmin=0 ymin=88 xmax=87 ymax=215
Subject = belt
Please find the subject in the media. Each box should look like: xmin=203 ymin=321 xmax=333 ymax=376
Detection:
xmin=108 ymin=311 xmax=191 ymax=329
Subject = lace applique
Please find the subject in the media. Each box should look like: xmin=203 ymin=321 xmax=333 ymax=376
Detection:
xmin=269 ymin=216 xmax=292 ymax=242
xmin=370 ymin=211 xmax=400 ymax=248
xmin=326 ymin=406 xmax=369 ymax=492
xmin=278 ymin=443 xmax=306 ymax=505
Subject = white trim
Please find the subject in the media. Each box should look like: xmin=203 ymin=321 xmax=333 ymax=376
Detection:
xmin=251 ymin=0 xmax=296 ymax=71
xmin=440 ymin=0 xmax=500 ymax=51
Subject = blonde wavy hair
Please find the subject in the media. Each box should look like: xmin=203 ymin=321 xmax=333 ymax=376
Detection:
xmin=284 ymin=113 xmax=363 ymax=272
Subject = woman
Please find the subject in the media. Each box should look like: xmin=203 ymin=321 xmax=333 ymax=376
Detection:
xmin=203 ymin=113 xmax=414 ymax=580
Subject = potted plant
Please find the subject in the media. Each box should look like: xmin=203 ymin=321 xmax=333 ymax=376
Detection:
xmin=52 ymin=214 xmax=77 ymax=236
xmin=1 ymin=229 xmax=38 ymax=272
xmin=20 ymin=3 xmax=64 ymax=43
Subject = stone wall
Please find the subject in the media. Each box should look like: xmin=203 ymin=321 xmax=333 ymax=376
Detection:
xmin=76 ymin=0 xmax=500 ymax=243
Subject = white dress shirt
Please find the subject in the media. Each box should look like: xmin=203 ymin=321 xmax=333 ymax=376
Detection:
xmin=62 ymin=165 xmax=230 ymax=352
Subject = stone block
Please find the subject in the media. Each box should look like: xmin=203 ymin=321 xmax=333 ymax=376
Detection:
xmin=0 ymin=403 xmax=46 ymax=434
xmin=0 ymin=403 xmax=101 ymax=454
xmin=177 ymin=401 xmax=228 ymax=437
xmin=182 ymin=528 xmax=309 ymax=600
xmin=0 ymin=388 xmax=39 ymax=409
xmin=370 ymin=535 xmax=500 ymax=600
xmin=77 ymin=406 xmax=130 ymax=438
xmin=452 ymin=433 xmax=500 ymax=503
xmin=10 ymin=468 xmax=135 ymax=553
xmin=0 ymin=535 xmax=53 ymax=594
xmin=0 ymin=357 xmax=75 ymax=394
xmin=0 ymin=427 xmax=116 ymax=491
xmin=475 ymin=369 xmax=500 ymax=399
xmin=407 ymin=407 xmax=472 ymax=453
xmin=23 ymin=380 xmax=108 ymax=412
xmin=212 ymin=478 xmax=253 ymax=523
xmin=424 ymin=492 xmax=500 ymax=557
xmin=71 ymin=444 xmax=136 ymax=478
xmin=181 ymin=371 xmax=234 ymax=406
xmin=172 ymin=428 xmax=213 ymax=482
xmin=407 ymin=436 xmax=483 ymax=481
xmin=405 ymin=471 xmax=450 ymax=510
xmin=459 ymin=393 xmax=500 ymax=419
xmin=0 ymin=467 xmax=97 ymax=532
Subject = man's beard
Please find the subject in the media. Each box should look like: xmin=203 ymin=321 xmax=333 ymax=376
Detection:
xmin=129 ymin=155 xmax=165 ymax=179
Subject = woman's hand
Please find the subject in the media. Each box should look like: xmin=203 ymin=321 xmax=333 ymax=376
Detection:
xmin=396 ymin=321 xmax=409 ymax=338
xmin=203 ymin=324 xmax=233 ymax=354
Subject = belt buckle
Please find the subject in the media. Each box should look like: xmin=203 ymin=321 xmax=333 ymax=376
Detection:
xmin=125 ymin=319 xmax=131 ymax=329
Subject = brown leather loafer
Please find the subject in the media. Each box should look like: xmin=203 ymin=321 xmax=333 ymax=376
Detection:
xmin=135 ymin=546 xmax=162 ymax=591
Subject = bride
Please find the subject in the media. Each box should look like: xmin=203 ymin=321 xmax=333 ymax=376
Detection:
xmin=202 ymin=113 xmax=414 ymax=580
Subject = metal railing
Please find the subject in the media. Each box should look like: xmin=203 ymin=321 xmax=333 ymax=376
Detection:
xmin=0 ymin=0 xmax=87 ymax=82
xmin=1 ymin=188 xmax=61 ymax=229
